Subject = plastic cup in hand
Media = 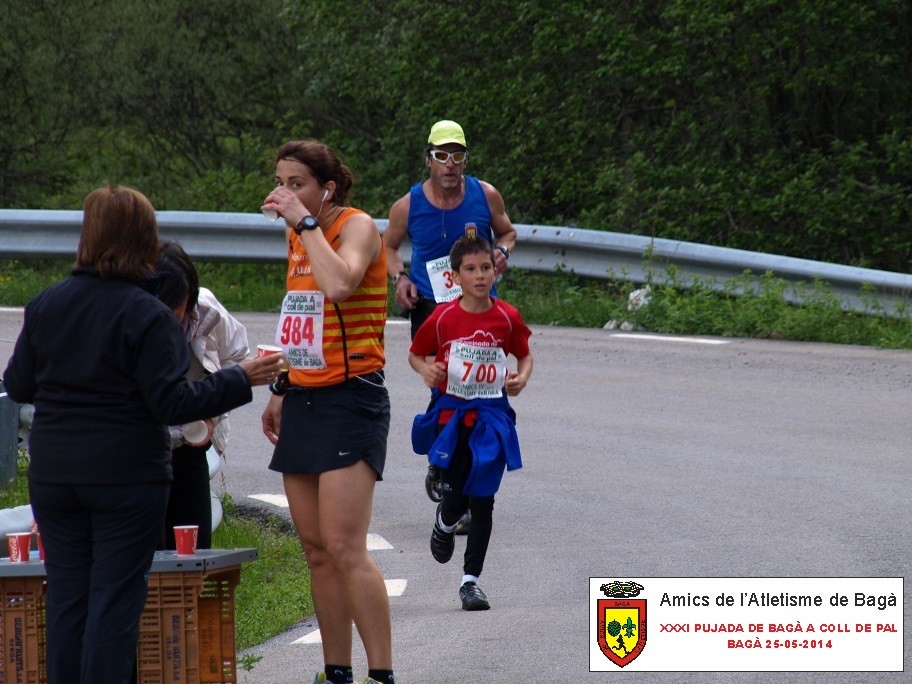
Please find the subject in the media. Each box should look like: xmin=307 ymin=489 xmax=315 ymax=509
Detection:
xmin=173 ymin=525 xmax=199 ymax=555
xmin=36 ymin=532 xmax=45 ymax=561
xmin=183 ymin=420 xmax=208 ymax=444
xmin=7 ymin=532 xmax=32 ymax=563
xmin=262 ymin=208 xmax=279 ymax=221
xmin=257 ymin=344 xmax=282 ymax=358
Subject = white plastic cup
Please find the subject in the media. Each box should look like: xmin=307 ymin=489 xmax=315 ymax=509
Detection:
xmin=173 ymin=525 xmax=199 ymax=555
xmin=262 ymin=208 xmax=279 ymax=221
xmin=182 ymin=420 xmax=208 ymax=444
xmin=257 ymin=344 xmax=282 ymax=358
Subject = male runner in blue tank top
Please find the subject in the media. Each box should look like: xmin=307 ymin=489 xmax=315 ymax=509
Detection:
xmin=385 ymin=120 xmax=517 ymax=530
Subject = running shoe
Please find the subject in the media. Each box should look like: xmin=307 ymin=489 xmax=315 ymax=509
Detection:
xmin=430 ymin=503 xmax=455 ymax=563
xmin=459 ymin=581 xmax=490 ymax=611
xmin=453 ymin=510 xmax=471 ymax=535
xmin=425 ymin=464 xmax=443 ymax=502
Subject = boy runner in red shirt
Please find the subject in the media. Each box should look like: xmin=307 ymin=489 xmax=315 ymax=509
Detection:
xmin=408 ymin=236 xmax=534 ymax=610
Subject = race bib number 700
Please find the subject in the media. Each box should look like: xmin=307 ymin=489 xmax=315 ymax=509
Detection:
xmin=446 ymin=342 xmax=507 ymax=399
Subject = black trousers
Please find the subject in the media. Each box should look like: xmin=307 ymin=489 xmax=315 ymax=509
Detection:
xmin=409 ymin=295 xmax=440 ymax=340
xmin=28 ymin=480 xmax=169 ymax=684
xmin=161 ymin=443 xmax=212 ymax=550
xmin=437 ymin=422 xmax=495 ymax=578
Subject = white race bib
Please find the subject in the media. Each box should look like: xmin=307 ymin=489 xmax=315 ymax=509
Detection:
xmin=275 ymin=291 xmax=327 ymax=370
xmin=426 ymin=256 xmax=462 ymax=303
xmin=446 ymin=342 xmax=507 ymax=399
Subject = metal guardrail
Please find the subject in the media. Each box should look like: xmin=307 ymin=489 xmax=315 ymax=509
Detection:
xmin=1 ymin=209 xmax=911 ymax=315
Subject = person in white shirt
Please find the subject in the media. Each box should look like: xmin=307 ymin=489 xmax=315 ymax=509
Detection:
xmin=155 ymin=240 xmax=250 ymax=549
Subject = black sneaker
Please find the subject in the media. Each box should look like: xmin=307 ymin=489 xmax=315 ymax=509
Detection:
xmin=459 ymin=582 xmax=490 ymax=611
xmin=430 ymin=504 xmax=455 ymax=563
xmin=425 ymin=465 xmax=443 ymax=503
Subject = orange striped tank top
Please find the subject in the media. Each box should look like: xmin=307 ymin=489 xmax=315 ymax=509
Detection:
xmin=283 ymin=207 xmax=387 ymax=387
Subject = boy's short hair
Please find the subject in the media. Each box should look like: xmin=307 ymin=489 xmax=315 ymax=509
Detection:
xmin=450 ymin=236 xmax=496 ymax=271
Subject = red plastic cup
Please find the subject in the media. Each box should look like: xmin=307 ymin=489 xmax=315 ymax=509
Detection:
xmin=36 ymin=532 xmax=45 ymax=561
xmin=257 ymin=344 xmax=282 ymax=358
xmin=173 ymin=525 xmax=199 ymax=555
xmin=7 ymin=532 xmax=32 ymax=563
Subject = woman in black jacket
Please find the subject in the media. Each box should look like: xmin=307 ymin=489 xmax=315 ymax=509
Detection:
xmin=2 ymin=185 xmax=284 ymax=684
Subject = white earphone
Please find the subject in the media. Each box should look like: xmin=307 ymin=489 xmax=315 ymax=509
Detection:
xmin=322 ymin=189 xmax=330 ymax=201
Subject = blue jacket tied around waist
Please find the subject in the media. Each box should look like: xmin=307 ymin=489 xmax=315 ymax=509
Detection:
xmin=411 ymin=390 xmax=522 ymax=497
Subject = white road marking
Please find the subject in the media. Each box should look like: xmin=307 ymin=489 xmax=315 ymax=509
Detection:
xmin=384 ymin=579 xmax=407 ymax=596
xmin=610 ymin=333 xmax=729 ymax=345
xmin=367 ymin=533 xmax=393 ymax=550
xmin=248 ymin=495 xmax=395 ymax=550
xmin=290 ymin=580 xmax=407 ymax=645
xmin=292 ymin=630 xmax=323 ymax=645
xmin=248 ymin=493 xmax=288 ymax=507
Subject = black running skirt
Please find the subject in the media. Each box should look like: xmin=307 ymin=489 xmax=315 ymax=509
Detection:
xmin=268 ymin=371 xmax=390 ymax=479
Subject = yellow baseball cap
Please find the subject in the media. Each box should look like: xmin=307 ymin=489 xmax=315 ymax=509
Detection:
xmin=428 ymin=120 xmax=467 ymax=147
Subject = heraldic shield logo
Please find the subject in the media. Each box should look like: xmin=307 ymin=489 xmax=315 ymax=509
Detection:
xmin=596 ymin=581 xmax=647 ymax=668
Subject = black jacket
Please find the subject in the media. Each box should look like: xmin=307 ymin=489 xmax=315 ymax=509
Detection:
xmin=2 ymin=266 xmax=253 ymax=484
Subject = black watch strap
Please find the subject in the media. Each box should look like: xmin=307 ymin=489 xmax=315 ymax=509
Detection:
xmin=295 ymin=215 xmax=320 ymax=234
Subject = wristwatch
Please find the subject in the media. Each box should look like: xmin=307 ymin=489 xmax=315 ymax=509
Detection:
xmin=294 ymin=215 xmax=320 ymax=234
xmin=496 ymin=244 xmax=510 ymax=260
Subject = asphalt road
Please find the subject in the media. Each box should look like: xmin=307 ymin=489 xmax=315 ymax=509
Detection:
xmin=1 ymin=309 xmax=910 ymax=683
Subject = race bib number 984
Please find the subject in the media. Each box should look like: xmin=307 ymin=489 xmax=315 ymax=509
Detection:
xmin=275 ymin=291 xmax=327 ymax=370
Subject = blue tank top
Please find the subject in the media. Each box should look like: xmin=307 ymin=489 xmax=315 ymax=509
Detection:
xmin=407 ymin=175 xmax=495 ymax=300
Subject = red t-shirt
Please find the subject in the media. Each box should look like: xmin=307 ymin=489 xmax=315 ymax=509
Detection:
xmin=410 ymin=297 xmax=532 ymax=416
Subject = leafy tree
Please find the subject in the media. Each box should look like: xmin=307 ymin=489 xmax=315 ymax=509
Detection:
xmin=3 ymin=0 xmax=912 ymax=271
xmin=0 ymin=0 xmax=108 ymax=207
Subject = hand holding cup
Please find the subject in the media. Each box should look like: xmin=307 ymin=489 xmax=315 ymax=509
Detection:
xmin=240 ymin=349 xmax=286 ymax=387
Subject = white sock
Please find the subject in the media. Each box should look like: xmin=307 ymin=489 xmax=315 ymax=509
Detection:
xmin=437 ymin=512 xmax=457 ymax=533
xmin=462 ymin=574 xmax=479 ymax=586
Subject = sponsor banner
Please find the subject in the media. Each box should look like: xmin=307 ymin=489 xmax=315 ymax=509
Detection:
xmin=590 ymin=577 xmax=903 ymax=672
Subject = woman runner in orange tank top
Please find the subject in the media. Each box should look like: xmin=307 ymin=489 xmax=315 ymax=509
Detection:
xmin=260 ymin=140 xmax=395 ymax=684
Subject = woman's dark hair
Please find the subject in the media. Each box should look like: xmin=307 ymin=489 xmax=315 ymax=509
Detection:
xmin=274 ymin=139 xmax=354 ymax=205
xmin=76 ymin=185 xmax=158 ymax=280
xmin=155 ymin=240 xmax=200 ymax=316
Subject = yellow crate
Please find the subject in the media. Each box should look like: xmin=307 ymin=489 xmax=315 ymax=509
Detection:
xmin=0 ymin=576 xmax=46 ymax=684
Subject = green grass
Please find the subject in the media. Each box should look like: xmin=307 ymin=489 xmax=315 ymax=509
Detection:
xmin=0 ymin=451 xmax=30 ymax=510
xmin=211 ymin=498 xmax=312 ymax=649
